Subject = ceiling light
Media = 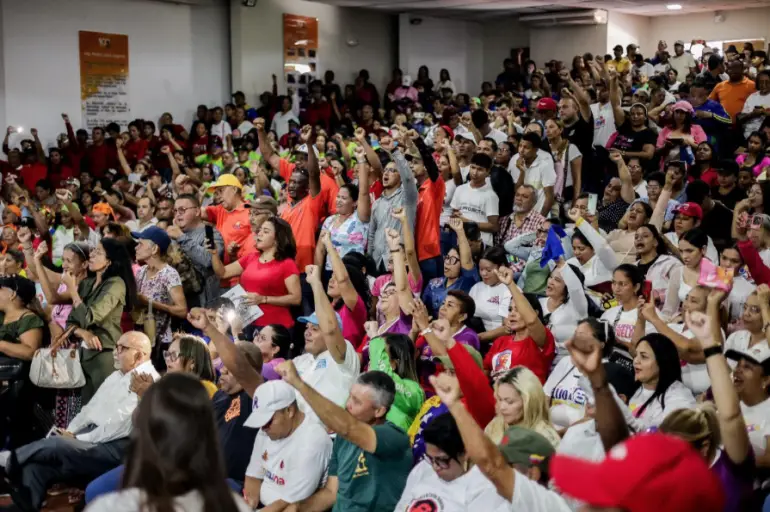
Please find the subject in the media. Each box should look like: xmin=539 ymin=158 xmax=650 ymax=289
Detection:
xmin=666 ymin=4 xmax=683 ymax=10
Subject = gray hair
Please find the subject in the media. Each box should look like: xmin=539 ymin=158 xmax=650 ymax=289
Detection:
xmin=356 ymin=371 xmax=396 ymax=411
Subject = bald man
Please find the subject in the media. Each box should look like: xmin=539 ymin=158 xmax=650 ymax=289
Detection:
xmin=0 ymin=331 xmax=160 ymax=510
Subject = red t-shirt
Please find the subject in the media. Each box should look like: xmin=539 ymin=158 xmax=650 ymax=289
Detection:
xmin=238 ymin=252 xmax=299 ymax=328
xmin=83 ymin=142 xmax=118 ymax=178
xmin=483 ymin=329 xmax=556 ymax=384
xmin=48 ymin=164 xmax=75 ymax=187
xmin=20 ymin=163 xmax=48 ymax=193
xmin=339 ymin=295 xmax=367 ymax=349
xmin=416 ymin=177 xmax=445 ymax=261
xmin=369 ymin=179 xmax=384 ymax=203
xmin=123 ymin=138 xmax=148 ymax=166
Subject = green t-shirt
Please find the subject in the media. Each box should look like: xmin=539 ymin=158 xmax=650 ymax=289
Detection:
xmin=329 ymin=422 xmax=412 ymax=512
xmin=368 ymin=336 xmax=425 ymax=431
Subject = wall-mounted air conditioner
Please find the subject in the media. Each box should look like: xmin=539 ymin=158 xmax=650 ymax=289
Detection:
xmin=520 ymin=9 xmax=608 ymax=26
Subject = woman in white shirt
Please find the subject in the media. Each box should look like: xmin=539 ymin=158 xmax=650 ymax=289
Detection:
xmin=600 ymin=264 xmax=650 ymax=372
xmin=566 ymin=209 xmax=618 ymax=304
xmin=662 ymin=229 xmax=709 ymax=321
xmin=485 ymin=366 xmax=560 ymax=448
xmin=628 ymin=333 xmax=696 ymax=431
xmin=545 ymin=119 xmax=582 ymax=205
xmin=396 ymin=412 xmax=510 ymax=511
xmin=539 ymin=262 xmax=588 ymax=364
xmin=720 ymin=246 xmax=755 ymax=331
xmin=728 ymin=345 xmax=770 ymax=467
xmin=470 ymin=247 xmax=512 ymax=343
xmin=434 ymin=68 xmax=457 ymax=96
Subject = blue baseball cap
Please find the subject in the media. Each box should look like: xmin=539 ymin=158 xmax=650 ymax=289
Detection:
xmin=298 ymin=311 xmax=343 ymax=329
xmin=132 ymin=226 xmax=171 ymax=254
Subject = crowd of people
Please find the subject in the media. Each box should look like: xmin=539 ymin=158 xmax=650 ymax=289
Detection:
xmin=0 ymin=37 xmax=769 ymax=512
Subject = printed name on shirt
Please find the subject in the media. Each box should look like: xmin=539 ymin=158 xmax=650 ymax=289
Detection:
xmin=265 ymin=469 xmax=286 ymax=486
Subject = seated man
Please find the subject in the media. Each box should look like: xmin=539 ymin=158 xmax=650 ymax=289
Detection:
xmin=242 ymin=380 xmax=333 ymax=509
xmin=0 ymin=332 xmax=159 ymax=510
xmin=277 ymin=363 xmax=413 ymax=512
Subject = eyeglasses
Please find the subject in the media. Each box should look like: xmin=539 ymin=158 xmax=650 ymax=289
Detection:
xmin=163 ymin=350 xmax=181 ymax=362
xmin=444 ymin=255 xmax=460 ymax=265
xmin=173 ymin=206 xmax=198 ymax=215
xmin=383 ymin=166 xmax=399 ymax=174
xmin=116 ymin=344 xmax=137 ymax=354
xmin=424 ymin=453 xmax=453 ymax=470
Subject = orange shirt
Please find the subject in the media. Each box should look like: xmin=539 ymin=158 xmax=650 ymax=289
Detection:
xmin=279 ymin=158 xmax=337 ymax=219
xmin=416 ymin=176 xmax=446 ymax=261
xmin=205 ymin=203 xmax=253 ymax=263
xmin=280 ymin=193 xmax=324 ymax=271
xmin=710 ymin=77 xmax=756 ymax=124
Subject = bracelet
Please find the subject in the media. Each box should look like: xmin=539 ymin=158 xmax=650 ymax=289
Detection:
xmin=420 ymin=327 xmax=433 ymax=337
xmin=703 ymin=345 xmax=723 ymax=359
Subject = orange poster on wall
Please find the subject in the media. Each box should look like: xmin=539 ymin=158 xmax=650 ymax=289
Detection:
xmin=283 ymin=14 xmax=318 ymax=92
xmin=79 ymin=31 xmax=130 ymax=130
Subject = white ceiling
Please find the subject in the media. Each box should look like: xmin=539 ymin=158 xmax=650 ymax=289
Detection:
xmin=310 ymin=0 xmax=770 ymax=17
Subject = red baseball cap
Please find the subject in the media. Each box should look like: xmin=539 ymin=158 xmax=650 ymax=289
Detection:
xmin=551 ymin=433 xmax=725 ymax=512
xmin=675 ymin=202 xmax=703 ymax=220
xmin=536 ymin=97 xmax=558 ymax=111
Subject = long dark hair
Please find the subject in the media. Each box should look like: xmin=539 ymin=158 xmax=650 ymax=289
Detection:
xmin=333 ymin=264 xmax=371 ymax=312
xmin=264 ymin=217 xmax=297 ymax=261
xmin=382 ymin=334 xmax=419 ymax=382
xmin=100 ymin=238 xmax=137 ymax=311
xmin=266 ymin=324 xmax=294 ymax=359
xmin=122 ymin=373 xmax=241 ymax=512
xmin=578 ymin=317 xmax=616 ymax=358
xmin=635 ymin=333 xmax=683 ymax=418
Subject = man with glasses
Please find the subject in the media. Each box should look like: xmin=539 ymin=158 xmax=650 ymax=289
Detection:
xmin=167 ymin=193 xmax=224 ymax=307
xmin=0 ymin=332 xmax=159 ymax=510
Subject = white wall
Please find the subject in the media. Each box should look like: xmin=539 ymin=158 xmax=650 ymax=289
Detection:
xmin=399 ymin=14 xmax=486 ymax=94
xmin=231 ymin=0 xmax=396 ymax=106
xmin=482 ymin=17 xmax=530 ymax=85
xmin=0 ymin=0 xmax=230 ymax=149
xmin=607 ymin=12 xmax=651 ymax=57
xmin=645 ymin=8 xmax=770 ymax=51
xmin=529 ymin=24 xmax=608 ymax=69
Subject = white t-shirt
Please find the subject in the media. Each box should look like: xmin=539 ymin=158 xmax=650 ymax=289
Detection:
xmin=469 ymin=281 xmax=512 ymax=332
xmin=727 ymin=276 xmax=755 ymax=323
xmin=271 ymin=111 xmax=300 ymax=139
xmin=669 ymin=52 xmax=697 ymax=81
xmin=590 ymin=102 xmax=616 ymax=147
xmin=246 ymin=417 xmax=332 ymax=505
xmin=543 ymin=357 xmax=587 ymax=430
xmin=667 ymin=324 xmax=712 ymax=395
xmin=741 ymin=397 xmax=770 ymax=456
xmin=741 ymin=91 xmax=770 ymax=138
xmin=124 ymin=217 xmax=158 ymax=233
xmin=633 ymin=62 xmax=656 ymax=80
xmin=509 ymin=150 xmax=556 ymax=215
xmin=486 ymin=127 xmax=509 ymax=146
xmin=441 ymin=179 xmax=457 ymax=227
xmin=210 ymin=120 xmax=233 ymax=144
xmin=395 ymin=461 xmax=509 ymax=512
xmin=653 ymin=62 xmax=671 ymax=75
xmin=634 ymin=180 xmax=648 ymax=198
xmin=509 ymin=470 xmax=572 ymax=512
xmin=292 ymin=340 xmax=360 ymax=424
xmin=628 ymin=380 xmax=696 ymax=431
xmin=600 ymin=305 xmax=656 ymax=359
xmin=450 ymin=182 xmax=499 ymax=246
xmin=88 ymin=489 xmax=252 ymax=512
xmin=236 ymin=121 xmax=254 ymax=137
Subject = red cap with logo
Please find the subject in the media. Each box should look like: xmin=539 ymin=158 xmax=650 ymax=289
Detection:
xmin=675 ymin=202 xmax=703 ymax=220
xmin=536 ymin=97 xmax=558 ymax=111
xmin=551 ymin=433 xmax=725 ymax=512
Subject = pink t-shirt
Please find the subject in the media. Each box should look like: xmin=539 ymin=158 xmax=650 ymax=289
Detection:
xmin=736 ymin=153 xmax=770 ymax=177
xmin=339 ymin=295 xmax=367 ymax=349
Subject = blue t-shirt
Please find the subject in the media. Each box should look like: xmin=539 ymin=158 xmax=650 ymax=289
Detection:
xmin=421 ymin=266 xmax=480 ymax=317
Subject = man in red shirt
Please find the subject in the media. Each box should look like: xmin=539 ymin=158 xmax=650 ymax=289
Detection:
xmin=47 ymin=148 xmax=74 ymax=187
xmin=159 ymin=113 xmax=189 ymax=141
xmin=82 ymin=127 xmax=118 ymax=178
xmin=407 ymin=135 xmax=445 ymax=284
xmin=61 ymin=113 xmax=87 ymax=172
xmin=302 ymin=81 xmax=332 ymax=132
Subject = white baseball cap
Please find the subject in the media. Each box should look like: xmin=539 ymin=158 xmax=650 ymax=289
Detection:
xmin=244 ymin=380 xmax=297 ymax=429
xmin=725 ymin=343 xmax=770 ymax=373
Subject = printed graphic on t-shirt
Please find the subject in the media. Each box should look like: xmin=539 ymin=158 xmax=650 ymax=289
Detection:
xmin=492 ymin=350 xmax=512 ymax=373
xmin=224 ymin=396 xmax=241 ymax=422
xmin=354 ymin=452 xmax=369 ymax=479
xmin=407 ymin=496 xmax=441 ymax=512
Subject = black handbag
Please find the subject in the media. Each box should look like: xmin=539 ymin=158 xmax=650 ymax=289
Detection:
xmin=0 ymin=355 xmax=25 ymax=381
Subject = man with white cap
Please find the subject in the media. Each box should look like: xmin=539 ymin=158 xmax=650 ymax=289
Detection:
xmin=242 ymin=380 xmax=332 ymax=510
xmin=670 ymin=40 xmax=698 ymax=81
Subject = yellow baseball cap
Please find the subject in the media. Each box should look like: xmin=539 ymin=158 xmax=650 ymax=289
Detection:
xmin=207 ymin=173 xmax=243 ymax=192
